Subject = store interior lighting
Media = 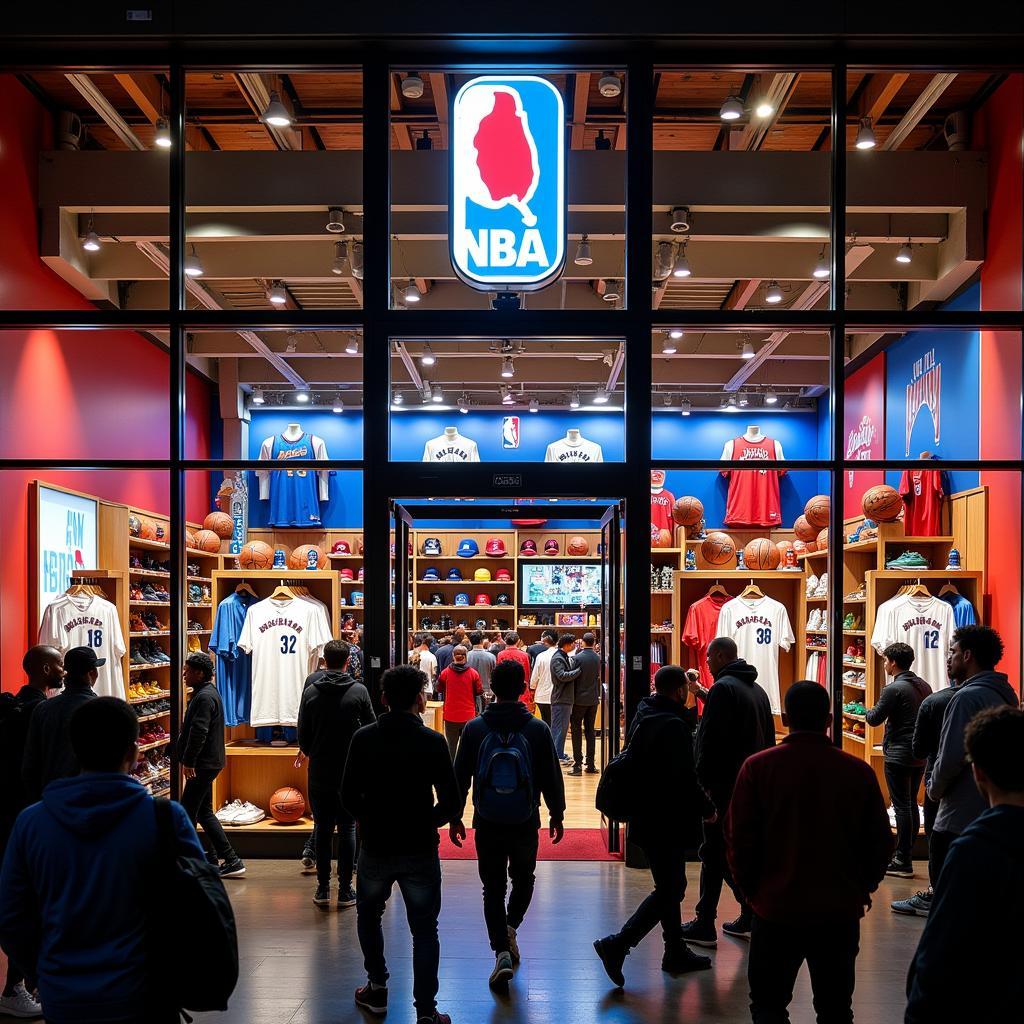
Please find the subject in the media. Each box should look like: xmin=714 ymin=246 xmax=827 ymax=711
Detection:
xmin=332 ymin=395 xmax=344 ymax=414
xmin=765 ymin=386 xmax=778 ymax=405
xmin=82 ymin=221 xmax=100 ymax=252
xmin=569 ymin=390 xmax=581 ymax=410
xmin=331 ymin=241 xmax=347 ymax=275
xmin=680 ymin=398 xmax=692 ymax=416
xmin=251 ymin=388 xmax=265 ymax=406
xmin=344 ymin=336 xmax=359 ymax=355
xmin=262 ymin=91 xmax=293 ymax=127
xmin=720 ymin=95 xmax=744 ymax=120
xmin=669 ymin=327 xmax=684 ymax=340
xmin=267 ymin=281 xmax=287 ymax=305
xmin=431 ymin=384 xmax=444 ymax=403
xmin=420 ymin=344 xmax=436 ymax=366
xmin=501 ymin=386 xmax=515 ymax=405
xmin=403 ymin=281 xmax=421 ymax=303
xmin=602 ymin=280 xmax=622 ymax=302
xmin=739 ymin=392 xmax=750 ymax=407
xmin=154 ymin=117 xmax=172 ymax=148
xmin=391 ymin=390 xmax=404 ymax=406
xmin=294 ymin=388 xmax=309 ymax=403
xmin=672 ymin=245 xmax=692 ymax=278
xmin=598 ymin=72 xmax=622 ymax=97
xmin=661 ymin=333 xmax=678 ymax=355
xmin=896 ymin=240 xmax=913 ymax=264
xmin=500 ymin=356 xmax=515 ymax=378
xmin=574 ymin=235 xmax=593 ymax=266
xmin=401 ymin=72 xmax=424 ymax=99
xmin=457 ymin=394 xmax=470 ymax=414
xmin=741 ymin=339 xmax=755 ymax=359
xmin=813 ymin=248 xmax=830 ymax=279
xmin=669 ymin=206 xmax=691 ymax=232
xmin=184 ymin=244 xmax=204 ymax=278
xmin=529 ymin=399 xmax=539 ymax=413
xmin=855 ymin=116 xmax=877 ymax=150
xmin=765 ymin=280 xmax=783 ymax=304
xmin=349 ymin=242 xmax=364 ymax=280
xmin=754 ymin=97 xmax=775 ymax=118
xmin=593 ymin=389 xmax=609 ymax=404
xmin=326 ymin=207 xmax=345 ymax=233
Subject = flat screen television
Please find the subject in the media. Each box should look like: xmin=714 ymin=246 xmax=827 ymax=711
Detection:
xmin=519 ymin=561 xmax=602 ymax=606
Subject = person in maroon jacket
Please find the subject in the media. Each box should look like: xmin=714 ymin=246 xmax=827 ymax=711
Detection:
xmin=725 ymin=681 xmax=892 ymax=1024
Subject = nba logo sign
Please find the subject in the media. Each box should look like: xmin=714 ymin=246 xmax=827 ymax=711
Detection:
xmin=502 ymin=416 xmax=521 ymax=449
xmin=451 ymin=76 xmax=565 ymax=290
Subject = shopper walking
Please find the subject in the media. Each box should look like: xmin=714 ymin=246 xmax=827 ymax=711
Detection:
xmin=865 ymin=642 xmax=931 ymax=877
xmin=0 ymin=697 xmax=205 ymax=1024
xmin=177 ymin=651 xmax=246 ymax=880
xmin=496 ymin=633 xmax=533 ymax=709
xmin=549 ymin=634 xmax=582 ymax=764
xmin=466 ymin=632 xmax=497 ymax=696
xmin=436 ymin=646 xmax=483 ymax=760
xmin=569 ymin=632 xmax=601 ymax=776
xmin=528 ymin=631 xmax=558 ymax=725
xmin=905 ymin=705 xmax=1024 ymax=1023
xmin=21 ymin=646 xmax=100 ymax=802
xmin=726 ymin=681 xmax=892 ymax=1024
xmin=297 ymin=639 xmax=375 ymax=908
xmin=342 ymin=665 xmax=463 ymax=1024
xmin=409 ymin=633 xmax=438 ymax=691
xmin=594 ymin=666 xmax=717 ymax=987
xmin=682 ymin=636 xmax=774 ymax=946
xmin=452 ymin=659 xmax=565 ymax=989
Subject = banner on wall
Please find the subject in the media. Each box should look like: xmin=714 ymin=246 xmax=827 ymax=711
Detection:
xmin=843 ymin=358 xmax=886 ymax=518
xmin=36 ymin=485 xmax=98 ymax=624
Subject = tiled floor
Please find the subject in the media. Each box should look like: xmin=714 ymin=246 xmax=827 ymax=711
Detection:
xmin=195 ymin=858 xmax=927 ymax=1023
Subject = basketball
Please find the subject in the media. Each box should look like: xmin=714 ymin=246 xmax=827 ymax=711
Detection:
xmin=288 ymin=544 xmax=328 ymax=570
xmin=776 ymin=539 xmax=795 ymax=557
xmin=671 ymin=495 xmax=704 ymax=528
xmin=238 ymin=540 xmax=275 ymax=569
xmin=138 ymin=517 xmax=158 ymax=540
xmin=193 ymin=529 xmax=221 ymax=553
xmin=793 ymin=515 xmax=818 ymax=542
xmin=185 ymin=529 xmax=197 ymax=550
xmin=862 ymin=484 xmax=903 ymax=522
xmin=701 ymin=531 xmax=736 ymax=567
xmin=269 ymin=786 xmax=306 ymax=823
xmin=804 ymin=494 xmax=831 ymax=530
xmin=568 ymin=535 xmax=590 ymax=555
xmin=744 ymin=537 xmax=781 ymax=571
xmin=651 ymin=524 xmax=673 ymax=549
xmin=204 ymin=511 xmax=234 ymax=539
xmin=792 ymin=539 xmax=810 ymax=556
xmin=804 ymin=538 xmax=819 ymax=552
xmin=817 ymin=528 xmax=829 ymax=548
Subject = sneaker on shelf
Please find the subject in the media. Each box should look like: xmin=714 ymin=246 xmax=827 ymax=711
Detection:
xmin=232 ymin=802 xmax=266 ymax=826
xmin=721 ymin=913 xmax=753 ymax=940
xmin=842 ymin=612 xmax=855 ymax=629
xmin=805 ymin=574 xmax=819 ymax=599
xmin=216 ymin=800 xmax=243 ymax=826
xmin=886 ymin=550 xmax=930 ymax=570
xmin=844 ymin=582 xmax=866 ymax=601
xmin=945 ymin=548 xmax=962 ymax=570
xmin=507 ymin=925 xmax=521 ymax=964
xmin=337 ymin=887 xmax=357 ymax=909
xmin=891 ymin=889 xmax=932 ymax=916
xmin=886 ymin=857 xmax=914 ymax=878
xmin=680 ymin=917 xmax=718 ymax=948
xmin=489 ymin=951 xmax=515 ymax=989
xmin=814 ymin=571 xmax=829 ymax=598
xmin=313 ymin=883 xmax=331 ymax=907
xmin=220 ymin=858 xmax=246 ymax=878
xmin=354 ymin=983 xmax=388 ymax=1016
xmin=661 ymin=944 xmax=712 ymax=974
xmin=187 ymin=636 xmax=202 ymax=654
xmin=0 ymin=981 xmax=43 ymax=1019
xmin=187 ymin=561 xmax=200 ymax=576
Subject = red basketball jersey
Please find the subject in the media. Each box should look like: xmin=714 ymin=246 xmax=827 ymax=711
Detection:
xmin=722 ymin=435 xmax=783 ymax=526
xmin=683 ymin=592 xmax=731 ymax=692
xmin=650 ymin=488 xmax=677 ymax=534
xmin=898 ymin=469 xmax=945 ymax=536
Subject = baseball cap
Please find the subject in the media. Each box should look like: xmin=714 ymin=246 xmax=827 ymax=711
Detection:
xmin=331 ymin=540 xmax=351 ymax=554
xmin=421 ymin=537 xmax=442 ymax=556
xmin=430 ymin=592 xmax=444 ymax=606
xmin=495 ymin=568 xmax=512 ymax=581
xmin=485 ymin=537 xmax=507 ymax=556
xmin=340 ymin=567 xmax=355 ymax=581
xmin=454 ymin=592 xmax=470 ymax=606
xmin=520 ymin=539 xmax=538 ymax=556
xmin=496 ymin=592 xmax=512 ymax=605
xmin=474 ymin=567 xmax=492 ymax=582
xmin=544 ymin=538 xmax=560 ymax=555
xmin=446 ymin=567 xmax=464 ymax=581
xmin=475 ymin=593 xmax=492 ymax=606
xmin=65 ymin=646 xmax=106 ymax=675
xmin=457 ymin=538 xmax=479 ymax=557
xmin=475 ymin=618 xmax=488 ymax=630
xmin=423 ymin=566 xmax=440 ymax=581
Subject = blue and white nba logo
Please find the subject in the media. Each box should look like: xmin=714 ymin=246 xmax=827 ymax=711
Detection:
xmin=451 ymin=75 xmax=565 ymax=290
xmin=502 ymin=416 xmax=521 ymax=449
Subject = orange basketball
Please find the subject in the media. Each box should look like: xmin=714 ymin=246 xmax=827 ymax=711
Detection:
xmin=185 ymin=529 xmax=197 ymax=549
xmin=568 ymin=535 xmax=590 ymax=555
xmin=817 ymin=528 xmax=829 ymax=548
xmin=793 ymin=515 xmax=818 ymax=542
xmin=744 ymin=537 xmax=782 ymax=571
xmin=804 ymin=494 xmax=831 ymax=530
xmin=269 ymin=786 xmax=306 ymax=823
xmin=238 ymin=540 xmax=275 ymax=569
xmin=288 ymin=544 xmax=328 ymax=570
xmin=776 ymin=539 xmax=795 ymax=557
xmin=672 ymin=495 xmax=704 ymax=528
xmin=701 ymin=531 xmax=737 ymax=567
xmin=804 ymin=538 xmax=819 ymax=552
xmin=138 ymin=517 xmax=158 ymax=540
xmin=792 ymin=539 xmax=810 ymax=556
xmin=204 ymin=511 xmax=234 ymax=539
xmin=862 ymin=484 xmax=903 ymax=523
xmin=651 ymin=524 xmax=673 ymax=549
xmin=193 ymin=529 xmax=221 ymax=553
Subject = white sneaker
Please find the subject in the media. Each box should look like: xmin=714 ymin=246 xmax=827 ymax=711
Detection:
xmin=216 ymin=799 xmax=243 ymax=825
xmin=0 ymin=982 xmax=42 ymax=1018
xmin=806 ymin=574 xmax=819 ymax=598
xmin=814 ymin=572 xmax=829 ymax=598
xmin=233 ymin=802 xmax=266 ymax=826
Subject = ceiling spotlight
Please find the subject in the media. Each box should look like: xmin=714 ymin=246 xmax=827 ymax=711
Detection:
xmin=332 ymin=395 xmax=344 ymax=414
xmin=661 ymin=333 xmax=678 ymax=355
xmin=349 ymin=241 xmax=364 ymax=280
xmin=401 ymin=72 xmax=425 ymax=99
xmin=431 ymin=384 xmax=443 ymax=403
xmin=598 ymin=72 xmax=622 ymax=98
xmin=251 ymin=387 xmax=265 ymax=406
xmin=569 ymin=390 xmax=581 ymax=410
xmin=285 ymin=332 xmax=299 ymax=354
xmin=295 ymin=388 xmax=309 ymax=403
xmin=720 ymin=95 xmax=744 ymax=121
xmin=669 ymin=327 xmax=684 ymax=340
xmin=154 ymin=117 xmax=172 ymax=149
xmin=331 ymin=240 xmax=348 ymax=275
xmin=262 ymin=91 xmax=293 ymax=127
xmin=594 ymin=130 xmax=612 ymax=151
xmin=741 ymin=339 xmax=755 ymax=360
xmin=672 ymin=247 xmax=692 ymax=278
xmin=896 ymin=240 xmax=913 ymax=264
xmin=602 ymin=280 xmax=622 ymax=302
xmin=184 ymin=244 xmax=204 ymax=278
xmin=765 ymin=385 xmax=778 ymax=405
xmin=501 ymin=386 xmax=515 ymax=406
xmin=680 ymin=398 xmax=691 ymax=417
xmin=421 ymin=387 xmax=432 ymax=405
xmin=855 ymin=116 xmax=877 ymax=150
xmin=267 ymin=281 xmax=287 ymax=306
xmin=344 ymin=335 xmax=359 ymax=355
xmin=415 ymin=131 xmax=432 ymax=151
xmin=326 ymin=207 xmax=345 ymax=233
xmin=392 ymin=390 xmax=404 ymax=406
xmin=529 ymin=398 xmax=539 ymax=414
xmin=574 ymin=235 xmax=593 ymax=266
xmin=420 ymin=344 xmax=436 ymax=367
xmin=669 ymin=206 xmax=690 ymax=233
xmin=457 ymin=394 xmax=470 ymax=414
xmin=82 ymin=221 xmax=101 ymax=252
xmin=813 ymin=247 xmax=830 ymax=280
xmin=765 ymin=280 xmax=784 ymax=304
xmin=500 ymin=356 xmax=515 ymax=379
xmin=726 ymin=394 xmax=739 ymax=410
xmin=754 ymin=98 xmax=775 ymax=118
xmin=403 ymin=281 xmax=421 ymax=304
xmin=593 ymin=389 xmax=610 ymax=405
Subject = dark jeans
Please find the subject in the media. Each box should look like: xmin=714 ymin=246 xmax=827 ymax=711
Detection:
xmin=922 ymin=793 xmax=938 ymax=837
xmin=550 ymin=703 xmax=572 ymax=758
xmin=444 ymin=720 xmax=467 ymax=760
xmin=475 ymin=820 xmax=539 ymax=953
xmin=356 ymin=850 xmax=442 ymax=1018
xmin=536 ymin=702 xmax=551 ymax=726
xmin=748 ymin=914 xmax=860 ymax=1023
xmin=308 ymin=786 xmax=356 ymax=888
xmin=695 ymin=816 xmax=748 ymax=923
xmin=929 ymin=829 xmax=959 ymax=891
xmin=180 ymin=767 xmax=236 ymax=863
xmin=884 ymin=762 xmax=924 ymax=861
xmin=570 ymin=703 xmax=598 ymax=770
xmin=619 ymin=840 xmax=687 ymax=950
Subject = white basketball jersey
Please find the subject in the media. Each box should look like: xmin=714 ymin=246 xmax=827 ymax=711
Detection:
xmin=422 ymin=433 xmax=480 ymax=463
xmin=238 ymin=596 xmax=333 ymax=727
xmin=716 ymin=595 xmax=795 ymax=714
xmin=544 ymin=437 xmax=604 ymax=463
xmin=871 ymin=594 xmax=954 ymax=692
xmin=38 ymin=592 xmax=126 ymax=699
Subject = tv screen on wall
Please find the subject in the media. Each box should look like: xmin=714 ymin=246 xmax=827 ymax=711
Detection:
xmin=519 ymin=561 xmax=602 ymax=606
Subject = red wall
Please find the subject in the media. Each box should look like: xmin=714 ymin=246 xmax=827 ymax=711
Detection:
xmin=842 ymin=356 xmax=887 ymax=519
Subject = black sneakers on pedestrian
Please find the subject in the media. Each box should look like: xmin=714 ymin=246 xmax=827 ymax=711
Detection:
xmin=584 ymin=766 xmax=600 ymax=774
xmin=489 ymin=951 xmax=514 ymax=989
xmin=300 ymin=849 xmax=316 ymax=875
xmin=313 ymin=884 xmax=331 ymax=907
xmin=337 ymin=886 xmax=357 ymax=908
xmin=354 ymin=983 xmax=388 ymax=1016
xmin=219 ymin=858 xmax=246 ymax=878
xmin=567 ymin=767 xmax=583 ymax=776
xmin=885 ymin=857 xmax=914 ymax=878
xmin=721 ymin=913 xmax=753 ymax=940
xmin=680 ymin=917 xmax=718 ymax=948
xmin=661 ymin=943 xmax=712 ymax=974
xmin=593 ymin=934 xmax=627 ymax=987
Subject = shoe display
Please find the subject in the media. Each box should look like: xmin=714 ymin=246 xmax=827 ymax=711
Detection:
xmin=313 ymin=883 xmax=331 ymax=907
xmin=891 ymin=889 xmax=932 ymax=916
xmin=814 ymin=571 xmax=828 ymax=598
xmin=354 ymin=984 xmax=389 ymax=1016
xmin=661 ymin=944 xmax=712 ymax=974
xmin=806 ymin=609 xmax=823 ymax=630
xmin=885 ymin=857 xmax=914 ymax=878
xmin=0 ymin=983 xmax=42 ymax=1019
xmin=805 ymin=574 xmax=819 ymax=598
xmin=187 ymin=584 xmax=203 ymax=603
xmin=886 ymin=550 xmax=929 ymax=570
xmin=844 ymin=582 xmax=866 ymax=601
xmin=187 ymin=561 xmax=201 ymax=576
xmin=945 ymin=548 xmax=962 ymax=570
xmin=232 ymin=801 xmax=266 ymax=826
xmin=843 ymin=612 xmax=862 ymax=629
xmin=843 ymin=701 xmax=867 ymax=716
xmin=593 ymin=935 xmax=627 ymax=988
xmin=216 ymin=800 xmax=243 ymax=825
xmin=187 ymin=636 xmax=202 ymax=654
xmin=847 ymin=518 xmax=878 ymax=543
xmin=489 ymin=951 xmax=515 ymax=988
xmin=680 ymin=917 xmax=718 ymax=948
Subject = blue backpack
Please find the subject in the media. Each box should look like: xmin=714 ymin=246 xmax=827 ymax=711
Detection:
xmin=475 ymin=724 xmax=535 ymax=825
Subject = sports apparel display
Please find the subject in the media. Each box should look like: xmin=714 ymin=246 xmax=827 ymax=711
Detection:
xmin=209 ymin=588 xmax=257 ymax=726
xmin=898 ymin=468 xmax=947 ymax=537
xmin=544 ymin=434 xmax=604 ymax=463
xmin=715 ymin=594 xmax=795 ymax=713
xmin=721 ymin=434 xmax=784 ymax=527
xmin=237 ymin=596 xmax=333 ymax=727
xmin=38 ymin=591 xmax=126 ymax=699
xmin=256 ymin=431 xmax=331 ymax=526
xmin=682 ymin=592 xmax=730 ymax=689
xmin=457 ymin=538 xmax=480 ymax=557
xmin=650 ymin=485 xmax=677 ymax=535
xmin=939 ymin=590 xmax=977 ymax=627
xmin=870 ymin=593 xmax=955 ymax=692
xmin=422 ymin=430 xmax=480 ymax=462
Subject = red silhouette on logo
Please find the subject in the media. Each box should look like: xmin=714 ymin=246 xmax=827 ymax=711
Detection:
xmin=472 ymin=90 xmax=538 ymax=226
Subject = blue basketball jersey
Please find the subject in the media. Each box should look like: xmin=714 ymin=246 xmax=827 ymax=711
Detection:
xmin=209 ymin=589 xmax=256 ymax=727
xmin=269 ymin=433 xmax=322 ymax=526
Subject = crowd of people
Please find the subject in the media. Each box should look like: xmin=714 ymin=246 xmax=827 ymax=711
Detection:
xmin=0 ymin=623 xmax=1021 ymax=1024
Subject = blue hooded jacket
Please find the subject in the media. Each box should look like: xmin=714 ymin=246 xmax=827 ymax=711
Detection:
xmin=0 ymin=773 xmax=202 ymax=1023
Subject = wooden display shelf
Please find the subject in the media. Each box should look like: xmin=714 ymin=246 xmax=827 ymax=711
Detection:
xmin=327 ymin=554 xmax=364 ymax=560
xmin=843 ymin=679 xmax=867 ymax=689
xmin=806 ymin=595 xmax=828 ymax=603
xmin=138 ymin=737 xmax=170 ymax=752
xmin=137 ymin=709 xmax=170 ymax=723
xmin=225 ymin=743 xmax=301 ymax=757
xmin=651 ymin=589 xmax=674 ymax=595
xmin=843 ymin=731 xmax=866 ymax=744
xmin=843 ymin=597 xmax=867 ymax=604
xmin=130 ymin=537 xmax=171 ymax=550
xmin=129 ymin=664 xmax=169 ymax=674
xmin=130 ymin=600 xmax=169 ymax=607
xmin=220 ymin=816 xmax=313 ymax=832
xmin=139 ymin=769 xmax=171 ymax=788
xmin=843 ymin=629 xmax=866 ymax=635
xmin=187 ymin=602 xmax=211 ymax=608
xmin=187 ymin=547 xmax=221 ymax=558
xmin=187 ymin=575 xmax=212 ymax=583
xmin=129 ymin=569 xmax=171 ymax=580
xmin=843 ymin=712 xmax=867 ymax=722
xmin=414 ymin=604 xmax=510 ymax=611
xmin=416 ymin=580 xmax=511 ymax=585
xmin=128 ymin=690 xmax=169 ymax=703
xmin=130 ymin=630 xmax=169 ymax=637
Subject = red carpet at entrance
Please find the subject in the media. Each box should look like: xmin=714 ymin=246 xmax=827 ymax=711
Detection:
xmin=438 ymin=828 xmax=620 ymax=861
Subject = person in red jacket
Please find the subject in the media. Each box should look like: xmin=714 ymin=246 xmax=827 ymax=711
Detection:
xmin=725 ymin=681 xmax=892 ymax=1024
xmin=496 ymin=632 xmax=533 ymax=710
xmin=436 ymin=645 xmax=483 ymax=760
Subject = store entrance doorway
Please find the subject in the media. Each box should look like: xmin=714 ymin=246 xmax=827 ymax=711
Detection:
xmin=390 ymin=500 xmax=623 ymax=855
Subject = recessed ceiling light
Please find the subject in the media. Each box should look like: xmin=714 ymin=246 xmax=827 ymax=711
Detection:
xmin=855 ymin=116 xmax=877 ymax=150
xmin=598 ymin=72 xmax=622 ymax=98
xmin=326 ymin=207 xmax=345 ymax=233
xmin=765 ymin=280 xmax=783 ymax=304
xmin=420 ymin=344 xmax=436 ymax=367
xmin=294 ymin=388 xmax=309 ymax=403
xmin=669 ymin=206 xmax=691 ymax=233
xmin=154 ymin=117 xmax=172 ymax=149
xmin=720 ymin=95 xmax=744 ymax=121
xmin=896 ymin=240 xmax=913 ymax=264
xmin=401 ymin=73 xmax=425 ymax=99
xmin=603 ymin=280 xmax=622 ymax=302
xmin=184 ymin=244 xmax=204 ymax=278
xmin=262 ymin=91 xmax=293 ymax=127
xmin=574 ymin=235 xmax=593 ymax=266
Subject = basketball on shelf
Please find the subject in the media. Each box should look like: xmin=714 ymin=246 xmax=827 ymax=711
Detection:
xmin=185 ymin=529 xmax=197 ymax=549
xmin=193 ymin=529 xmax=221 ymax=553
xmin=817 ymin=528 xmax=829 ymax=548
xmin=238 ymin=540 xmax=275 ymax=570
xmin=792 ymin=539 xmax=810 ymax=556
xmin=701 ymin=531 xmax=736 ymax=567
xmin=269 ymin=786 xmax=306 ymax=823
xmin=744 ymin=537 xmax=782 ymax=571
xmin=138 ymin=517 xmax=158 ymax=540
xmin=776 ymin=539 xmax=795 ymax=557
xmin=672 ymin=495 xmax=704 ymax=528
xmin=288 ymin=544 xmax=328 ymax=570
xmin=862 ymin=484 xmax=904 ymax=522
xmin=568 ymin=535 xmax=590 ymax=555
xmin=651 ymin=524 xmax=673 ymax=549
xmin=203 ymin=511 xmax=234 ymax=539
xmin=793 ymin=514 xmax=818 ymax=542
xmin=804 ymin=494 xmax=830 ymax=530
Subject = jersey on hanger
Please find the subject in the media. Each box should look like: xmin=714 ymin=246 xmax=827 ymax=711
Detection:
xmin=722 ymin=435 xmax=783 ymax=527
xmin=871 ymin=593 xmax=954 ymax=692
xmin=939 ymin=591 xmax=977 ymax=628
xmin=716 ymin=594 xmax=794 ymax=714
xmin=38 ymin=592 xmax=126 ymax=699
xmin=257 ymin=433 xmax=330 ymax=526
xmin=422 ymin=433 xmax=480 ymax=462
xmin=209 ymin=589 xmax=257 ymax=727
xmin=898 ymin=469 xmax=945 ymax=536
xmin=238 ymin=596 xmax=333 ymax=728
xmin=650 ymin=488 xmax=677 ymax=534
xmin=544 ymin=437 xmax=604 ymax=463
xmin=682 ymin=592 xmax=730 ymax=690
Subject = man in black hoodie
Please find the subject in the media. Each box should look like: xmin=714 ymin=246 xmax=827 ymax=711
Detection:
xmin=682 ymin=636 xmax=775 ymax=947
xmin=297 ymin=639 xmax=375 ymax=908
xmin=906 ymin=705 xmax=1024 ymax=1023
xmin=453 ymin=659 xmax=565 ymax=990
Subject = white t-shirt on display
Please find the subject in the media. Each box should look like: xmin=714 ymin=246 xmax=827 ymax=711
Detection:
xmin=296 ymin=591 xmax=333 ymax=674
xmin=870 ymin=593 xmax=954 ymax=692
xmin=716 ymin=595 xmax=795 ymax=714
xmin=544 ymin=436 xmax=604 ymax=463
xmin=38 ymin=592 xmax=127 ymax=699
xmin=238 ymin=596 xmax=334 ymax=727
xmin=422 ymin=433 xmax=480 ymax=463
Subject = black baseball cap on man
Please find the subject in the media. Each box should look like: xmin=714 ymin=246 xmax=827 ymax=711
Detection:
xmin=64 ymin=646 xmax=105 ymax=677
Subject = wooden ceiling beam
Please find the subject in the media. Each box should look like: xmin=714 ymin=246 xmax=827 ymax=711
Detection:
xmin=233 ymin=72 xmax=303 ymax=152
xmin=722 ymin=278 xmax=762 ymax=310
xmin=859 ymin=72 xmax=910 ymax=124
xmin=65 ymin=73 xmax=146 ymax=151
xmin=390 ymin=73 xmax=413 ymax=150
xmin=880 ymin=73 xmax=958 ymax=151
xmin=428 ymin=73 xmax=449 ymax=149
xmin=113 ymin=72 xmax=165 ymax=125
xmin=571 ymin=72 xmax=591 ymax=150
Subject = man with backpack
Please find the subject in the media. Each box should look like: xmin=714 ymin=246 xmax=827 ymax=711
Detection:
xmin=453 ymin=659 xmax=565 ymax=990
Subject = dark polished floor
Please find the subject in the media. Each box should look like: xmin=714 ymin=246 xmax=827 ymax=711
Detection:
xmin=196 ymin=859 xmax=926 ymax=1024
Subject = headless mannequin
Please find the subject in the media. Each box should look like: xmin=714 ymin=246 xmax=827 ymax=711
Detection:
xmin=721 ymin=425 xmax=785 ymax=460
xmin=444 ymin=426 xmax=460 ymax=439
xmin=282 ymin=422 xmax=303 ymax=441
xmin=564 ymin=428 xmax=582 ymax=445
